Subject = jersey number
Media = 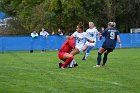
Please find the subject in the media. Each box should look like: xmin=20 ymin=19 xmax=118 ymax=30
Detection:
xmin=110 ymin=32 xmax=115 ymax=39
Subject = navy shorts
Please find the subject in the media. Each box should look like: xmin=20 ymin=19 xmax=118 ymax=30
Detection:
xmin=102 ymin=43 xmax=114 ymax=52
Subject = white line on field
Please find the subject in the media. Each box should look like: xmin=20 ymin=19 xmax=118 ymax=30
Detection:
xmin=47 ymin=71 xmax=126 ymax=87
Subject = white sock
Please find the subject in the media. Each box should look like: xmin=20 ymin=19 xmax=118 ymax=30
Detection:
xmin=69 ymin=60 xmax=74 ymax=67
xmin=73 ymin=59 xmax=77 ymax=64
xmin=85 ymin=53 xmax=89 ymax=59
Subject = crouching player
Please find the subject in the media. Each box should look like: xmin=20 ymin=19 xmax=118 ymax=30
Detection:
xmin=95 ymin=22 xmax=122 ymax=67
xmin=58 ymin=35 xmax=78 ymax=69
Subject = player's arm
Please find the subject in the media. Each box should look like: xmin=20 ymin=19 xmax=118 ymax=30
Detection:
xmin=85 ymin=32 xmax=95 ymax=43
xmin=117 ymin=35 xmax=122 ymax=48
xmin=99 ymin=29 xmax=106 ymax=40
xmin=70 ymin=31 xmax=77 ymax=39
xmin=87 ymin=39 xmax=95 ymax=43
xmin=98 ymin=32 xmax=102 ymax=41
xmin=96 ymin=29 xmax=101 ymax=41
xmin=69 ymin=39 xmax=75 ymax=48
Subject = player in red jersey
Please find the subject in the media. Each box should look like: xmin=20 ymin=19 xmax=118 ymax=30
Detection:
xmin=58 ymin=35 xmax=77 ymax=69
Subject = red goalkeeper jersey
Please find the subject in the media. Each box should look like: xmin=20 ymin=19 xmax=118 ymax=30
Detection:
xmin=59 ymin=39 xmax=75 ymax=53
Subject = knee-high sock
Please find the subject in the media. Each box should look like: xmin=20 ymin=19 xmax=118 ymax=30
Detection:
xmin=85 ymin=46 xmax=93 ymax=58
xmin=86 ymin=46 xmax=92 ymax=53
xmin=69 ymin=59 xmax=75 ymax=67
xmin=62 ymin=56 xmax=74 ymax=68
xmin=103 ymin=53 xmax=108 ymax=66
xmin=97 ymin=52 xmax=102 ymax=65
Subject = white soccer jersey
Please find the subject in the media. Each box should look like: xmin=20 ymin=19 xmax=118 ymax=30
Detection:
xmin=40 ymin=31 xmax=49 ymax=37
xmin=31 ymin=33 xmax=38 ymax=38
xmin=72 ymin=31 xmax=89 ymax=51
xmin=86 ymin=27 xmax=98 ymax=42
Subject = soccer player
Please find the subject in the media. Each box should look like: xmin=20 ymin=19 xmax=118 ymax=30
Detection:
xmin=70 ymin=23 xmax=95 ymax=56
xmin=95 ymin=22 xmax=122 ymax=67
xmin=58 ymin=35 xmax=77 ymax=69
xmin=82 ymin=22 xmax=99 ymax=60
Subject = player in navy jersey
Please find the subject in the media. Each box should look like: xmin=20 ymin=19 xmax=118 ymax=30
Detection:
xmin=95 ymin=22 xmax=122 ymax=67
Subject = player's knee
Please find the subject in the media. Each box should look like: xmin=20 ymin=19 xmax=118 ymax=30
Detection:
xmin=69 ymin=55 xmax=74 ymax=59
xmin=98 ymin=52 xmax=102 ymax=55
xmin=104 ymin=51 xmax=110 ymax=55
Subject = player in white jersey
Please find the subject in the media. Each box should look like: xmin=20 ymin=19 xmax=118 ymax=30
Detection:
xmin=72 ymin=31 xmax=87 ymax=52
xmin=82 ymin=22 xmax=99 ymax=60
xmin=70 ymin=23 xmax=95 ymax=56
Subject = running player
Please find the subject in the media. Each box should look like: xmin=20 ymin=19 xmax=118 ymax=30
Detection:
xmin=95 ymin=22 xmax=122 ymax=67
xmin=82 ymin=22 xmax=99 ymax=60
xmin=70 ymin=23 xmax=94 ymax=56
xmin=58 ymin=35 xmax=77 ymax=69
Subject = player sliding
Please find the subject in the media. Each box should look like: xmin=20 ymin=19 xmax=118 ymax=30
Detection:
xmin=70 ymin=23 xmax=94 ymax=57
xmin=82 ymin=22 xmax=99 ymax=60
xmin=58 ymin=34 xmax=78 ymax=69
xmin=95 ymin=22 xmax=122 ymax=67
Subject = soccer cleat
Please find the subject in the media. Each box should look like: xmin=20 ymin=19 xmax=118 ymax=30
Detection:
xmin=30 ymin=50 xmax=33 ymax=53
xmin=74 ymin=63 xmax=78 ymax=67
xmin=59 ymin=62 xmax=62 ymax=68
xmin=102 ymin=64 xmax=105 ymax=66
xmin=82 ymin=56 xmax=86 ymax=60
xmin=93 ymin=65 xmax=101 ymax=68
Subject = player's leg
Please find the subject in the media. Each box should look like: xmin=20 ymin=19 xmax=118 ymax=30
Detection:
xmin=82 ymin=44 xmax=88 ymax=60
xmin=70 ymin=48 xmax=80 ymax=56
xmin=96 ymin=47 xmax=106 ymax=67
xmin=72 ymin=59 xmax=78 ymax=67
xmin=102 ymin=48 xmax=113 ymax=66
xmin=61 ymin=53 xmax=74 ymax=69
xmin=102 ymin=50 xmax=110 ymax=66
xmin=85 ymin=45 xmax=93 ymax=60
xmin=84 ymin=42 xmax=95 ymax=60
xmin=67 ymin=59 xmax=78 ymax=68
xmin=67 ymin=60 xmax=74 ymax=68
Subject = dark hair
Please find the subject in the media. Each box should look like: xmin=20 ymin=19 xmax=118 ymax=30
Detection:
xmin=77 ymin=22 xmax=84 ymax=30
xmin=68 ymin=33 xmax=73 ymax=36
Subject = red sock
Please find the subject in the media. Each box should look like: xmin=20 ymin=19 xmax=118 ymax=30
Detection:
xmin=62 ymin=56 xmax=74 ymax=68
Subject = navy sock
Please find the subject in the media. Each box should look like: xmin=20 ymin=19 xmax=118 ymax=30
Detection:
xmin=103 ymin=53 xmax=108 ymax=66
xmin=97 ymin=52 xmax=102 ymax=65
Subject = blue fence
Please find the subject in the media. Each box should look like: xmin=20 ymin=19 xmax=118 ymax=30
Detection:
xmin=0 ymin=34 xmax=140 ymax=52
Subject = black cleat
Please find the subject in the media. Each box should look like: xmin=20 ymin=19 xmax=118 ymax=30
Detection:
xmin=59 ymin=62 xmax=62 ymax=68
xmin=82 ymin=56 xmax=86 ymax=60
xmin=30 ymin=50 xmax=33 ymax=53
xmin=74 ymin=63 xmax=78 ymax=67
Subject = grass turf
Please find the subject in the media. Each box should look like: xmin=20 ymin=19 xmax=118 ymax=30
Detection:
xmin=0 ymin=48 xmax=140 ymax=93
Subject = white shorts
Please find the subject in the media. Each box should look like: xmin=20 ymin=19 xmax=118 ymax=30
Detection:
xmin=75 ymin=44 xmax=84 ymax=52
xmin=85 ymin=41 xmax=96 ymax=46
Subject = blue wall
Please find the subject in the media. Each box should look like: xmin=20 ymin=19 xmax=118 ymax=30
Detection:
xmin=0 ymin=12 xmax=5 ymax=19
xmin=0 ymin=34 xmax=140 ymax=52
xmin=0 ymin=35 xmax=66 ymax=52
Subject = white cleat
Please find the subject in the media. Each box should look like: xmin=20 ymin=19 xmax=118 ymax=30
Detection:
xmin=93 ymin=65 xmax=101 ymax=68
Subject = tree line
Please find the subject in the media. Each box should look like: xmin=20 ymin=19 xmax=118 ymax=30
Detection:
xmin=0 ymin=0 xmax=140 ymax=35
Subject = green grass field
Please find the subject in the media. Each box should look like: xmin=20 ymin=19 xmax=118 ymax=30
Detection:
xmin=0 ymin=48 xmax=140 ymax=93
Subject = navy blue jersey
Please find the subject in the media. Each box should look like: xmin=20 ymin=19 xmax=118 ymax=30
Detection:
xmin=102 ymin=27 xmax=119 ymax=49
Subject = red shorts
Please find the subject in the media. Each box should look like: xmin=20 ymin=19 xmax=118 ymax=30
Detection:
xmin=58 ymin=51 xmax=66 ymax=61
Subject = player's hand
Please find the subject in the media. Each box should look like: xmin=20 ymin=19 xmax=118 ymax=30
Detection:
xmin=99 ymin=35 xmax=102 ymax=40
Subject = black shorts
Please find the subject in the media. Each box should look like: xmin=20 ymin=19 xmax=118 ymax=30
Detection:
xmin=102 ymin=43 xmax=114 ymax=52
